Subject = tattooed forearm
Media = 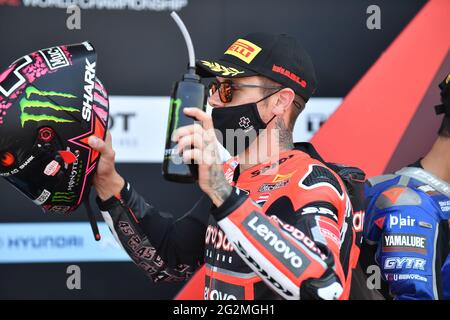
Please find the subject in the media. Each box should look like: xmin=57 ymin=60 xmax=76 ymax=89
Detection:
xmin=201 ymin=128 xmax=232 ymax=207
xmin=274 ymin=118 xmax=294 ymax=150
xmin=208 ymin=163 xmax=232 ymax=207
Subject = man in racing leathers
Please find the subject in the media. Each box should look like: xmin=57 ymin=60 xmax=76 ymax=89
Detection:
xmin=363 ymin=73 xmax=450 ymax=299
xmin=89 ymin=33 xmax=362 ymax=300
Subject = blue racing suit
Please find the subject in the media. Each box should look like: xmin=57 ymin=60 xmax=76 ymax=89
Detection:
xmin=364 ymin=161 xmax=450 ymax=300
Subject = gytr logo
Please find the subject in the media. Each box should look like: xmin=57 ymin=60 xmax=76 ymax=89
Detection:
xmin=19 ymin=86 xmax=78 ymax=127
xmin=384 ymin=257 xmax=426 ymax=271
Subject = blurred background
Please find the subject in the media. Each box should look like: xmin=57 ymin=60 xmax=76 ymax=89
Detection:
xmin=0 ymin=0 xmax=437 ymax=299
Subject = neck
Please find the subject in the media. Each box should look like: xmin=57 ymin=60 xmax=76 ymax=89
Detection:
xmin=238 ymin=118 xmax=294 ymax=172
xmin=421 ymin=136 xmax=450 ymax=184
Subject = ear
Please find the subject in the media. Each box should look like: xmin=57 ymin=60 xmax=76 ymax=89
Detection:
xmin=271 ymin=88 xmax=295 ymax=116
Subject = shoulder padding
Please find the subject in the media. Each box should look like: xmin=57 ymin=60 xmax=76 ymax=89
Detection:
xmin=367 ymin=174 xmax=397 ymax=188
xmin=299 ymin=164 xmax=343 ymax=197
xmin=375 ymin=185 xmax=422 ymax=210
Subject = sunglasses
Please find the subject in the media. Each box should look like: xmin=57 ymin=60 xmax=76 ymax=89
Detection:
xmin=208 ymin=79 xmax=283 ymax=103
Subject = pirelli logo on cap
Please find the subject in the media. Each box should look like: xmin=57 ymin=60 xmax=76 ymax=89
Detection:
xmin=225 ymin=39 xmax=262 ymax=64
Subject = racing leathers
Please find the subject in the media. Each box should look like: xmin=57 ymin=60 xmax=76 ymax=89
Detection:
xmin=364 ymin=161 xmax=450 ymax=299
xmin=97 ymin=143 xmax=362 ymax=300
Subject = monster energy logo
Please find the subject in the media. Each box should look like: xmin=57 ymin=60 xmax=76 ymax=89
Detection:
xmin=19 ymin=86 xmax=79 ymax=127
xmin=167 ymin=98 xmax=182 ymax=134
xmin=52 ymin=192 xmax=77 ymax=203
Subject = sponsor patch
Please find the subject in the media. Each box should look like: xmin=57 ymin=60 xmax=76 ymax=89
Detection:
xmin=382 ymin=233 xmax=427 ymax=254
xmin=244 ymin=212 xmax=310 ymax=277
xmin=418 ymin=221 xmax=432 ymax=229
xmin=438 ymin=200 xmax=450 ymax=212
xmin=204 ymin=275 xmax=243 ymax=300
xmin=82 ymin=58 xmax=96 ymax=122
xmin=320 ymin=227 xmax=340 ymax=247
xmin=272 ymin=171 xmax=296 ymax=183
xmin=270 ymin=215 xmax=326 ymax=260
xmin=381 ymin=187 xmax=406 ymax=204
xmin=224 ymin=38 xmax=262 ymax=64
xmin=250 ymin=155 xmax=295 ymax=177
xmin=46 ymin=205 xmax=71 ymax=213
xmin=205 ymin=225 xmax=234 ymax=252
xmin=258 ymin=179 xmax=290 ymax=192
xmin=374 ymin=216 xmax=386 ymax=230
xmin=255 ymin=193 xmax=270 ymax=206
xmin=39 ymin=47 xmax=70 ymax=70
xmin=300 ymin=206 xmax=338 ymax=223
xmin=33 ymin=189 xmax=51 ymax=205
xmin=353 ymin=210 xmax=365 ymax=232
xmin=19 ymin=86 xmax=78 ymax=127
xmin=318 ymin=218 xmax=341 ymax=247
xmin=385 ymin=273 xmax=428 ymax=283
xmin=389 ymin=214 xmax=416 ymax=229
xmin=272 ymin=64 xmax=307 ymax=88
xmin=52 ymin=192 xmax=77 ymax=204
xmin=44 ymin=160 xmax=61 ymax=176
xmin=384 ymin=257 xmax=426 ymax=270
xmin=235 ymin=241 xmax=294 ymax=298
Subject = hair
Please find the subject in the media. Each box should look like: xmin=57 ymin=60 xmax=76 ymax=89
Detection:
xmin=437 ymin=75 xmax=450 ymax=137
xmin=438 ymin=117 xmax=450 ymax=138
xmin=260 ymin=77 xmax=306 ymax=131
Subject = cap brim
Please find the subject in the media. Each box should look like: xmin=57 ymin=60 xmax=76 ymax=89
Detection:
xmin=196 ymin=59 xmax=258 ymax=78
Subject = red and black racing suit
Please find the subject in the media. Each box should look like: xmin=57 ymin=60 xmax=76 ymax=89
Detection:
xmin=97 ymin=143 xmax=361 ymax=300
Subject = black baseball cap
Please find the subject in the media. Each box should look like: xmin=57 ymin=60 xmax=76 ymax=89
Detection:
xmin=196 ymin=32 xmax=317 ymax=102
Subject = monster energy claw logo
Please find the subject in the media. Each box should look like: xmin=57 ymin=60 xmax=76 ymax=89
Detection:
xmin=19 ymin=86 xmax=79 ymax=127
xmin=52 ymin=192 xmax=77 ymax=203
xmin=167 ymin=98 xmax=182 ymax=134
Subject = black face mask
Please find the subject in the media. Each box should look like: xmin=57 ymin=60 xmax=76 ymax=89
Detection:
xmin=211 ymin=93 xmax=277 ymax=156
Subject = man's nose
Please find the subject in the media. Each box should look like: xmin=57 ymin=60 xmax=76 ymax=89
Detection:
xmin=208 ymin=90 xmax=226 ymax=108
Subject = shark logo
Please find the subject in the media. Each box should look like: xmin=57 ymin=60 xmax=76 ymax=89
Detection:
xmin=82 ymin=58 xmax=96 ymax=122
xmin=19 ymin=86 xmax=79 ymax=127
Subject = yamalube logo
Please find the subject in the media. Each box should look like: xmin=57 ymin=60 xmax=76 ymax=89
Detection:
xmin=82 ymin=58 xmax=96 ymax=122
xmin=19 ymin=86 xmax=78 ymax=127
xmin=382 ymin=233 xmax=427 ymax=254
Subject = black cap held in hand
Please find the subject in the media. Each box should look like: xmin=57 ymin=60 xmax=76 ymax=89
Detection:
xmin=196 ymin=32 xmax=317 ymax=102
